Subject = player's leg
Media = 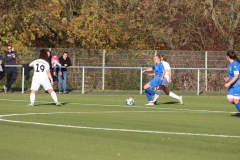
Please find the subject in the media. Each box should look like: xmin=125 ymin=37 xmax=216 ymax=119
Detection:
xmin=233 ymin=86 xmax=240 ymax=112
xmin=167 ymin=89 xmax=183 ymax=105
xmin=154 ymin=77 xmax=168 ymax=104
xmin=43 ymin=80 xmax=62 ymax=106
xmin=154 ymin=85 xmax=164 ymax=104
xmin=29 ymin=90 xmax=37 ymax=106
xmin=144 ymin=79 xmax=161 ymax=105
xmin=144 ymin=83 xmax=154 ymax=105
xmin=29 ymin=79 xmax=40 ymax=106
xmin=227 ymin=87 xmax=234 ymax=104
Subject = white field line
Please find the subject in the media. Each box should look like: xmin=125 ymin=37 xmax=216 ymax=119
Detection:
xmin=0 ymin=111 xmax=239 ymax=139
xmin=0 ymin=98 xmax=236 ymax=114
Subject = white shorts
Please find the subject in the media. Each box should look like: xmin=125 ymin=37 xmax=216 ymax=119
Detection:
xmin=31 ymin=77 xmax=53 ymax=91
xmin=161 ymin=77 xmax=169 ymax=87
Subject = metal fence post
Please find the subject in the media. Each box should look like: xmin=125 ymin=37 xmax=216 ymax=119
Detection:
xmin=22 ymin=67 xmax=24 ymax=93
xmin=102 ymin=49 xmax=105 ymax=91
xmin=140 ymin=68 xmax=143 ymax=94
xmin=205 ymin=51 xmax=208 ymax=91
xmin=197 ymin=69 xmax=200 ymax=95
xmin=82 ymin=67 xmax=85 ymax=94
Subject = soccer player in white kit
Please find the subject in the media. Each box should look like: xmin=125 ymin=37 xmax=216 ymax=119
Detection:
xmin=149 ymin=54 xmax=183 ymax=105
xmin=28 ymin=49 xmax=61 ymax=106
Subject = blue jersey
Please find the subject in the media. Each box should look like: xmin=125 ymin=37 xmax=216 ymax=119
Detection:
xmin=152 ymin=62 xmax=165 ymax=78
xmin=228 ymin=60 xmax=240 ymax=87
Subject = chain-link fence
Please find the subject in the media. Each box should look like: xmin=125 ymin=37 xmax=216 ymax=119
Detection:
xmin=0 ymin=47 xmax=232 ymax=93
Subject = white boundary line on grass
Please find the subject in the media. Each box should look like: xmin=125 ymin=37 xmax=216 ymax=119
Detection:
xmin=0 ymin=98 xmax=237 ymax=114
xmin=0 ymin=111 xmax=240 ymax=139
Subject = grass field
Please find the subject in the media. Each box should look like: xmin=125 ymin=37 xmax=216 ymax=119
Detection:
xmin=0 ymin=92 xmax=240 ymax=160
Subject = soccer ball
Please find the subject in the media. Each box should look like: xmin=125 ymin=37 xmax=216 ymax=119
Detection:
xmin=126 ymin=97 xmax=134 ymax=105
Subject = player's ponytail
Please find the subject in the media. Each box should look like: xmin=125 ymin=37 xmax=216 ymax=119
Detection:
xmin=227 ymin=50 xmax=240 ymax=63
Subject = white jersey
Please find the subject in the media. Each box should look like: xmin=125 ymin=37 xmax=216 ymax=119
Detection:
xmin=162 ymin=61 xmax=171 ymax=81
xmin=29 ymin=59 xmax=50 ymax=80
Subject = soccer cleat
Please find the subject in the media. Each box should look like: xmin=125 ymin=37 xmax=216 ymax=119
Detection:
xmin=3 ymin=85 xmax=7 ymax=93
xmin=154 ymin=100 xmax=157 ymax=105
xmin=179 ymin=96 xmax=183 ymax=105
xmin=28 ymin=103 xmax=34 ymax=106
xmin=55 ymin=102 xmax=62 ymax=106
xmin=152 ymin=94 xmax=159 ymax=102
xmin=145 ymin=102 xmax=154 ymax=106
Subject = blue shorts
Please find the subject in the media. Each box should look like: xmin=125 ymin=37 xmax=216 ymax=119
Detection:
xmin=227 ymin=86 xmax=240 ymax=99
xmin=148 ymin=77 xmax=162 ymax=88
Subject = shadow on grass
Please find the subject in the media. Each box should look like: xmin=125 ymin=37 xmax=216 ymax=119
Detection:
xmin=157 ymin=102 xmax=179 ymax=105
xmin=34 ymin=102 xmax=69 ymax=106
xmin=231 ymin=113 xmax=240 ymax=118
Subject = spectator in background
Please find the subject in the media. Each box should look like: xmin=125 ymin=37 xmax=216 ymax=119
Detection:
xmin=0 ymin=52 xmax=5 ymax=80
xmin=51 ymin=52 xmax=62 ymax=77
xmin=4 ymin=45 xmax=18 ymax=93
xmin=58 ymin=52 xmax=71 ymax=93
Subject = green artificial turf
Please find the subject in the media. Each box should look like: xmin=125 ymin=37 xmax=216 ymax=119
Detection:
xmin=0 ymin=93 xmax=239 ymax=160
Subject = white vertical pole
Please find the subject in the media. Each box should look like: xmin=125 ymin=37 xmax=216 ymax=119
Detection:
xmin=205 ymin=51 xmax=208 ymax=91
xmin=140 ymin=68 xmax=143 ymax=94
xmin=82 ymin=67 xmax=85 ymax=94
xmin=197 ymin=69 xmax=200 ymax=95
xmin=22 ymin=67 xmax=24 ymax=93
xmin=102 ymin=49 xmax=105 ymax=91
xmin=154 ymin=50 xmax=157 ymax=56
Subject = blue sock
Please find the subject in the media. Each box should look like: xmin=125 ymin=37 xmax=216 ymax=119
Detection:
xmin=145 ymin=88 xmax=155 ymax=96
xmin=235 ymin=102 xmax=240 ymax=112
xmin=145 ymin=92 xmax=152 ymax=101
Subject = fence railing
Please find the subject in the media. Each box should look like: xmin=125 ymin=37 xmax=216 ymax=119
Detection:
xmin=5 ymin=65 xmax=227 ymax=95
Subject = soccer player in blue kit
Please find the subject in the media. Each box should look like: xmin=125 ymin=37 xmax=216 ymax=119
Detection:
xmin=224 ymin=50 xmax=240 ymax=112
xmin=142 ymin=55 xmax=165 ymax=105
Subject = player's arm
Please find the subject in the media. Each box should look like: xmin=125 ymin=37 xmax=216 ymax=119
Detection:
xmin=224 ymin=74 xmax=238 ymax=88
xmin=224 ymin=67 xmax=239 ymax=88
xmin=142 ymin=67 xmax=153 ymax=74
xmin=46 ymin=70 xmax=53 ymax=85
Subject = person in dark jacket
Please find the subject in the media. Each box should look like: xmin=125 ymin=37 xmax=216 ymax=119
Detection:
xmin=4 ymin=45 xmax=18 ymax=93
xmin=0 ymin=52 xmax=5 ymax=80
xmin=58 ymin=52 xmax=71 ymax=93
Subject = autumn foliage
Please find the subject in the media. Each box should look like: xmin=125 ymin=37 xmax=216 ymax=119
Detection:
xmin=0 ymin=0 xmax=239 ymax=51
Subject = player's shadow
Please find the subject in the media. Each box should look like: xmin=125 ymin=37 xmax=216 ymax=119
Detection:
xmin=231 ymin=113 xmax=240 ymax=118
xmin=34 ymin=102 xmax=69 ymax=106
xmin=161 ymin=101 xmax=179 ymax=105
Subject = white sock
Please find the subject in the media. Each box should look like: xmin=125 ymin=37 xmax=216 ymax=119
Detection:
xmin=169 ymin=92 xmax=179 ymax=100
xmin=30 ymin=93 xmax=35 ymax=104
xmin=156 ymin=90 xmax=161 ymax=95
xmin=50 ymin=92 xmax=58 ymax=103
